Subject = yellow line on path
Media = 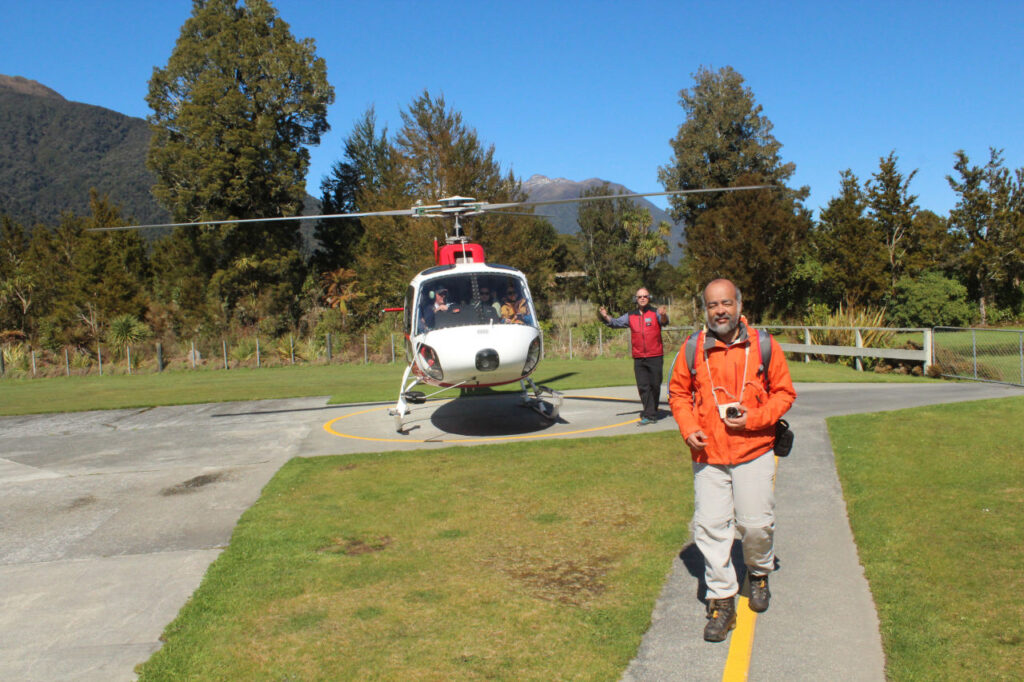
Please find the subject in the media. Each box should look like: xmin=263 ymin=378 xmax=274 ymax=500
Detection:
xmin=721 ymin=453 xmax=779 ymax=680
xmin=722 ymin=597 xmax=757 ymax=681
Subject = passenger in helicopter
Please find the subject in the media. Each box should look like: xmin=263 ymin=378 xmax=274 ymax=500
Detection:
xmin=500 ymin=284 xmax=531 ymax=325
xmin=476 ymin=285 xmax=502 ymax=320
xmin=432 ymin=286 xmax=464 ymax=328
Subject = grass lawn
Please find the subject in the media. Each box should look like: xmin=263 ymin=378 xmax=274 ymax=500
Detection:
xmin=829 ymin=396 xmax=1024 ymax=680
xmin=0 ymin=355 xmax=936 ymax=416
xmin=135 ymin=432 xmax=692 ymax=680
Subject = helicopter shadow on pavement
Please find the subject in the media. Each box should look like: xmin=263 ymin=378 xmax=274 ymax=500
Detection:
xmin=428 ymin=393 xmax=568 ymax=437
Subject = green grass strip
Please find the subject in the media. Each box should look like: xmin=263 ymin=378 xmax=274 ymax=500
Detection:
xmin=0 ymin=357 xmax=935 ymax=416
xmin=829 ymin=396 xmax=1024 ymax=680
xmin=136 ymin=432 xmax=692 ymax=680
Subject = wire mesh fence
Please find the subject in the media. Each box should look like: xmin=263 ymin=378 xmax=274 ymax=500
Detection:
xmin=933 ymin=327 xmax=1024 ymax=387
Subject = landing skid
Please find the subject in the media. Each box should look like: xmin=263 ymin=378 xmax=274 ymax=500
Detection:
xmin=388 ymin=363 xmax=469 ymax=433
xmin=519 ymin=378 xmax=562 ymax=421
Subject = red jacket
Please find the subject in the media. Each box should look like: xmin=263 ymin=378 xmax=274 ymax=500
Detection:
xmin=607 ymin=307 xmax=666 ymax=358
xmin=668 ymin=319 xmax=796 ymax=465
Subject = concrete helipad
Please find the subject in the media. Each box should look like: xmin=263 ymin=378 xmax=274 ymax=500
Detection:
xmin=1 ymin=381 xmax=1019 ymax=680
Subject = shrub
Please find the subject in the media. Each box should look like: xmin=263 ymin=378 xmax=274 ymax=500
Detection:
xmin=887 ymin=272 xmax=973 ymax=327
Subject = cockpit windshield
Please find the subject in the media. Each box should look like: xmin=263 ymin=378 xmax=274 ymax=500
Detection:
xmin=415 ymin=273 xmax=536 ymax=334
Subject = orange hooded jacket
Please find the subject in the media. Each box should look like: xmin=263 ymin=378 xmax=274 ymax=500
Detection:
xmin=668 ymin=318 xmax=796 ymax=465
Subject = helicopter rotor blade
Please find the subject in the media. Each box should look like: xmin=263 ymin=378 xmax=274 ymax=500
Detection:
xmin=478 ymin=184 xmax=773 ymax=212
xmin=86 ymin=184 xmax=770 ymax=232
xmin=87 ymin=208 xmax=417 ymax=232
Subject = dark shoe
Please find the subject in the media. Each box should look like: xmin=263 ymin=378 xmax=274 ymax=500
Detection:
xmin=748 ymin=573 xmax=770 ymax=613
xmin=703 ymin=597 xmax=737 ymax=642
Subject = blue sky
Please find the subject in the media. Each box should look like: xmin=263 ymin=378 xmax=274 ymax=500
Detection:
xmin=2 ymin=0 xmax=1022 ymax=217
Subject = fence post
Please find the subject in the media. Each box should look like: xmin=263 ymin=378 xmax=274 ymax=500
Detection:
xmin=65 ymin=348 xmax=71 ymax=376
xmin=326 ymin=333 xmax=332 ymax=361
xmin=923 ymin=329 xmax=932 ymax=374
xmin=854 ymin=328 xmax=863 ymax=372
xmin=598 ymin=327 xmax=603 ymax=356
xmin=32 ymin=350 xmax=37 ymax=376
xmin=569 ymin=328 xmax=573 ymax=360
xmin=1 ymin=347 xmax=5 ymax=375
xmin=391 ymin=334 xmax=395 ymax=363
xmin=972 ymin=329 xmax=978 ymax=379
xmin=256 ymin=337 xmax=261 ymax=368
xmin=223 ymin=339 xmax=228 ymax=370
xmin=157 ymin=342 xmax=164 ymax=372
xmin=803 ymin=327 xmax=811 ymax=363
xmin=190 ymin=340 xmax=196 ymax=369
xmin=127 ymin=346 xmax=132 ymax=375
xmin=98 ymin=343 xmax=103 ymax=376
xmin=363 ymin=334 xmax=368 ymax=364
xmin=289 ymin=334 xmax=295 ymax=365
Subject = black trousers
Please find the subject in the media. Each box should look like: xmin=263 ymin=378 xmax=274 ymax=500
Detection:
xmin=633 ymin=355 xmax=664 ymax=420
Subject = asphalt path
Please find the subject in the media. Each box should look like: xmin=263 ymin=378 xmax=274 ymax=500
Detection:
xmin=1 ymin=381 xmax=1019 ymax=681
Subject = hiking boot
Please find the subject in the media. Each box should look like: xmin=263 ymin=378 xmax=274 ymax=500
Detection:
xmin=703 ymin=597 xmax=737 ymax=642
xmin=748 ymin=573 xmax=770 ymax=613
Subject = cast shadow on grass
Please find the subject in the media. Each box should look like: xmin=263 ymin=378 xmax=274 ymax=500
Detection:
xmin=680 ymin=540 xmax=782 ymax=604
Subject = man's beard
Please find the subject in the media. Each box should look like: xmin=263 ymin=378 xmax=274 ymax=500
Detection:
xmin=707 ymin=311 xmax=739 ymax=337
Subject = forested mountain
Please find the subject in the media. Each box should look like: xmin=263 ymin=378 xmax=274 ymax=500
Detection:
xmin=0 ymin=75 xmax=170 ymax=227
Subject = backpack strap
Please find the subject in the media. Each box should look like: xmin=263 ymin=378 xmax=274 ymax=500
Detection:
xmin=685 ymin=326 xmax=773 ymax=384
xmin=684 ymin=329 xmax=703 ymax=375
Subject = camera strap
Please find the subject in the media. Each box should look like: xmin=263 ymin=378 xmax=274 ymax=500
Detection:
xmin=703 ymin=333 xmax=750 ymax=414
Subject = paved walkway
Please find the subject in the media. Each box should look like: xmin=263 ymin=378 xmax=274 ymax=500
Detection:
xmin=0 ymin=382 xmax=1018 ymax=680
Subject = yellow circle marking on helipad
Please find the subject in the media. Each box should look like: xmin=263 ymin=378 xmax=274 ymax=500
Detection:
xmin=323 ymin=395 xmax=644 ymax=444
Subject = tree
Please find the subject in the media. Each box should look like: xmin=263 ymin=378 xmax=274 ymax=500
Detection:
xmin=947 ymin=148 xmax=1024 ymax=323
xmin=687 ymin=179 xmax=810 ymax=319
xmin=313 ymin=107 xmax=392 ymax=274
xmin=659 ymin=66 xmax=805 ymax=229
xmin=0 ymin=216 xmax=32 ymax=332
xmin=865 ymin=151 xmax=919 ymax=293
xmin=815 ymin=170 xmax=888 ymax=307
xmin=576 ymin=184 xmax=668 ymax=309
xmin=347 ymin=91 xmax=560 ymax=321
xmin=146 ymin=0 xmax=334 ymax=328
xmin=658 ymin=66 xmax=810 ymax=312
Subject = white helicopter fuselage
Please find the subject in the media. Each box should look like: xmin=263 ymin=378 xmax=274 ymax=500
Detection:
xmin=403 ymin=260 xmax=543 ymax=389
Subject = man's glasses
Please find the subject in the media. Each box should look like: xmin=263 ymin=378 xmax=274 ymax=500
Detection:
xmin=637 ymin=294 xmax=650 ymax=299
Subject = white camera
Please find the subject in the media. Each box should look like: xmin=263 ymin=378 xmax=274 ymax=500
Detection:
xmin=718 ymin=402 xmax=741 ymax=420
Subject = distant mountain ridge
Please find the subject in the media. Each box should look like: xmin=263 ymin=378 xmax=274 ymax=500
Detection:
xmin=0 ymin=75 xmax=170 ymax=227
xmin=522 ymin=174 xmax=684 ymax=263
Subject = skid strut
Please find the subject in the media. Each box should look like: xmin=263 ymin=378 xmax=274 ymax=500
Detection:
xmin=519 ymin=378 xmax=562 ymax=420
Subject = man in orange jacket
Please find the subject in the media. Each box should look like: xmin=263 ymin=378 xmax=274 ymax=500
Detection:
xmin=668 ymin=278 xmax=796 ymax=642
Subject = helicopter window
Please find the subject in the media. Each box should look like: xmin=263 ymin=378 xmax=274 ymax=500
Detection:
xmin=415 ymin=273 xmax=535 ymax=331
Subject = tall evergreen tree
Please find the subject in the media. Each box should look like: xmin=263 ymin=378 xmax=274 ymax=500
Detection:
xmin=658 ymin=66 xmax=810 ymax=310
xmin=816 ymin=170 xmax=888 ymax=307
xmin=313 ymin=107 xmax=392 ymax=274
xmin=865 ymin=151 xmax=919 ymax=293
xmin=947 ymin=148 xmax=1024 ymax=323
xmin=145 ymin=0 xmax=334 ymax=329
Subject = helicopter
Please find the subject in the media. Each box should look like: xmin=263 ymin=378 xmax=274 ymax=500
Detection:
xmin=93 ymin=185 xmax=769 ymax=432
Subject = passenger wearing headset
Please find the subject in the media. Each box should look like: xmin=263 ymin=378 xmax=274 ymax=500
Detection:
xmin=599 ymin=287 xmax=669 ymax=425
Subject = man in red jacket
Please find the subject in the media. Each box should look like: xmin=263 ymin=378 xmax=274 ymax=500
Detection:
xmin=668 ymin=278 xmax=796 ymax=642
xmin=599 ymin=287 xmax=669 ymax=425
